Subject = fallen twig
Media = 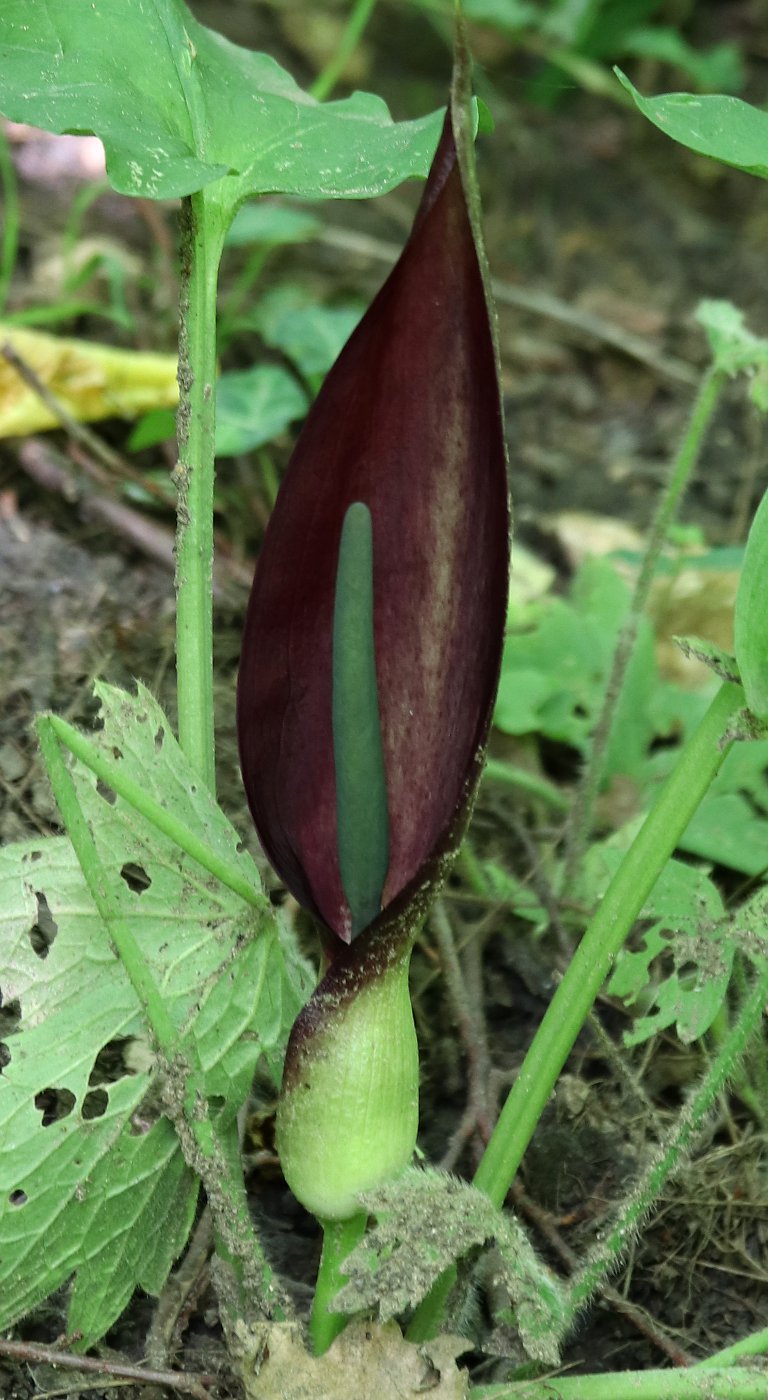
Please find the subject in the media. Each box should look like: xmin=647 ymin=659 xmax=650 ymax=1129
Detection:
xmin=318 ymin=225 xmax=697 ymax=386
xmin=0 ymin=1336 xmax=217 ymax=1400
xmin=16 ymin=437 xmax=252 ymax=594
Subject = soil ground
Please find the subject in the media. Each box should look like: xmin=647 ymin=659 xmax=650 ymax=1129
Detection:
xmin=2 ymin=1 xmax=768 ymax=1395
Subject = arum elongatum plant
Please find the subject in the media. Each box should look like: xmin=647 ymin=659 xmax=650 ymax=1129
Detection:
xmin=237 ymin=54 xmax=509 ymax=1350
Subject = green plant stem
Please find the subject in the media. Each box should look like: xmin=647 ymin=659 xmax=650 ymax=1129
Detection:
xmin=469 ymin=1367 xmax=768 ymax=1400
xmin=47 ymin=713 xmax=266 ymax=911
xmin=518 ymin=33 xmax=637 ymax=108
xmin=310 ymin=1212 xmax=368 ymax=1354
xmin=474 ymin=679 xmax=741 ymax=1202
xmin=38 ymin=717 xmax=183 ymax=1050
xmin=259 ymin=449 xmax=280 ymax=508
xmin=710 ymin=955 xmax=768 ymax=1132
xmin=408 ymin=679 xmax=743 ymax=1342
xmin=563 ymin=960 xmax=768 ymax=1326
xmin=36 ymin=715 xmax=284 ymax=1325
xmin=174 ymin=192 xmax=228 ymax=792
xmin=4 ymin=300 xmax=132 ymax=330
xmin=0 ymin=125 xmax=19 ymax=316
xmin=482 ymin=757 xmax=569 ymax=812
xmin=310 ymin=0 xmax=378 ymax=101
xmin=702 ymin=1327 xmax=768 ymax=1367
xmin=561 ymin=365 xmax=726 ymax=892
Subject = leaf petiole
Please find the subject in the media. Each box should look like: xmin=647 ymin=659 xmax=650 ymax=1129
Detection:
xmin=36 ymin=714 xmax=284 ymax=1326
xmin=46 ymin=712 xmax=266 ymax=911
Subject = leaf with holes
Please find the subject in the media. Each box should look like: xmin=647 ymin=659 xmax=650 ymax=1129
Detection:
xmin=0 ymin=0 xmax=443 ymax=204
xmin=591 ymin=850 xmax=734 ymax=1046
xmin=0 ymin=683 xmax=311 ymax=1341
xmin=336 ymin=1168 xmax=566 ymax=1365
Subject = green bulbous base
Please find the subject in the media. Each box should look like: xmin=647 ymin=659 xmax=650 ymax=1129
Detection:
xmin=276 ymin=951 xmax=418 ymax=1221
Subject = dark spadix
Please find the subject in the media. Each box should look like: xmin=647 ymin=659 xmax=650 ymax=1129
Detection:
xmin=237 ymin=91 xmax=509 ymax=1220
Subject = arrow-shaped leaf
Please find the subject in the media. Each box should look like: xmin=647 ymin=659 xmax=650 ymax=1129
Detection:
xmin=0 ymin=0 xmax=443 ymax=203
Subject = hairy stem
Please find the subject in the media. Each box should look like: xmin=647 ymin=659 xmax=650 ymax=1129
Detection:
xmin=563 ymin=961 xmax=768 ymax=1325
xmin=473 ymin=680 xmax=742 ymax=1205
xmin=174 ymin=192 xmax=228 ymax=792
xmin=409 ymin=680 xmax=744 ymax=1341
xmin=470 ymin=1366 xmax=768 ymax=1399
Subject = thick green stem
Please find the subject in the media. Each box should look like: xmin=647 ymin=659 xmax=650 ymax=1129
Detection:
xmin=474 ymin=680 xmax=742 ymax=1203
xmin=37 ymin=716 xmax=283 ymax=1325
xmin=561 ymin=365 xmax=726 ymax=891
xmin=563 ymin=961 xmax=768 ymax=1325
xmin=701 ymin=1327 xmax=768 ymax=1368
xmin=174 ymin=192 xmax=228 ymax=792
xmin=310 ymin=1212 xmax=368 ymax=1354
xmin=470 ymin=1367 xmax=768 ymax=1400
xmin=408 ymin=680 xmax=744 ymax=1341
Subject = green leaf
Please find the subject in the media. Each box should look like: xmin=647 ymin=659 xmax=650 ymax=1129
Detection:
xmin=215 ymin=365 xmax=307 ymax=456
xmin=481 ymin=859 xmax=548 ymax=928
xmin=126 ymin=407 xmax=177 ymax=452
xmin=68 ymin=1119 xmax=197 ymax=1341
xmin=680 ymin=792 xmax=768 ymax=878
xmin=617 ymin=70 xmax=768 ymax=179
xmin=695 ymin=299 xmax=768 ymax=377
xmin=493 ymin=665 xmax=557 ymax=735
xmin=734 ymin=486 xmax=768 ymax=720
xmin=601 ymin=855 xmax=732 ymax=1046
xmin=731 ymin=886 xmax=768 ymax=971
xmin=673 ymin=737 xmax=768 ymax=877
xmin=0 ymin=0 xmax=444 ymax=204
xmin=337 ymin=1168 xmax=567 ymax=1365
xmin=257 ymin=295 xmax=364 ymax=379
xmin=225 ymin=202 xmax=322 ymax=249
xmin=461 ymin=0 xmax=539 ymax=34
xmin=673 ymin=634 xmax=739 ymax=684
xmin=622 ymin=29 xmax=744 ymax=94
xmin=0 ymin=683 xmax=311 ymax=1340
xmin=494 ymin=557 xmax=657 ymax=782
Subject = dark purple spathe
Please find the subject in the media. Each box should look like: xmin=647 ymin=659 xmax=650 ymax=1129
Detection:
xmin=237 ymin=110 xmax=509 ymax=945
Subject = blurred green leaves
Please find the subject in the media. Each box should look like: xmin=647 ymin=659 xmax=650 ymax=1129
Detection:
xmin=495 ymin=556 xmax=656 ymax=784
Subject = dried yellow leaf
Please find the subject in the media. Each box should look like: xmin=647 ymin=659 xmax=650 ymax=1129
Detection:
xmin=0 ymin=324 xmax=177 ymax=437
